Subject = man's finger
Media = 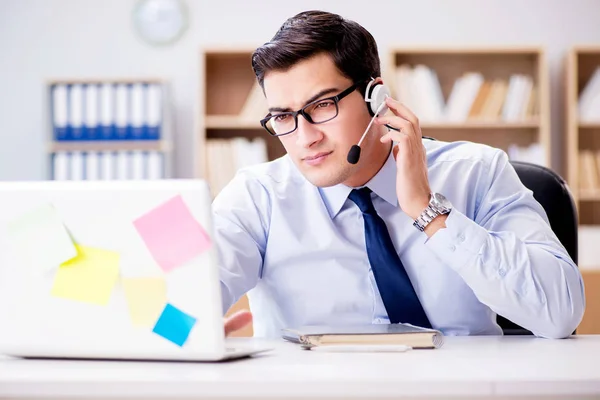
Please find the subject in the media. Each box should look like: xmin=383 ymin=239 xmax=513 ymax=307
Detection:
xmin=376 ymin=116 xmax=419 ymax=146
xmin=224 ymin=310 xmax=253 ymax=336
xmin=384 ymin=97 xmax=419 ymax=128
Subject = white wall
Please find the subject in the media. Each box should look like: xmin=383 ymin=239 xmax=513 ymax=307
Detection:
xmin=1 ymin=0 xmax=599 ymax=180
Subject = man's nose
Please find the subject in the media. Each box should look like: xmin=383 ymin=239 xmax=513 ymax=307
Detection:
xmin=296 ymin=115 xmax=324 ymax=148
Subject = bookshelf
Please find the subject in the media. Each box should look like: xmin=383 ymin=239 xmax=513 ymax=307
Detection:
xmin=198 ymin=48 xmax=285 ymax=190
xmin=200 ymin=48 xmax=286 ymax=337
xmin=386 ymin=47 xmax=550 ymax=167
xmin=46 ymin=78 xmax=173 ymax=181
xmin=565 ymin=47 xmax=600 ymax=334
xmin=566 ymin=46 xmax=600 ymax=225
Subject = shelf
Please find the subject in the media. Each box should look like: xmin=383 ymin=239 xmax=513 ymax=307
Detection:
xmin=47 ymin=78 xmax=164 ymax=85
xmin=204 ymin=116 xmax=539 ymax=131
xmin=579 ymin=190 xmax=600 ymax=201
xmin=420 ymin=120 xmax=539 ymax=129
xmin=579 ymin=122 xmax=600 ymax=129
xmin=48 ymin=140 xmax=172 ymax=153
xmin=388 ymin=46 xmax=543 ymax=55
xmin=205 ymin=115 xmax=263 ymax=129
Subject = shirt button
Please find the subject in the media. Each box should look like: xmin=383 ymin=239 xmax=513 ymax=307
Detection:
xmin=498 ymin=268 xmax=506 ymax=277
xmin=449 ymin=245 xmax=456 ymax=252
xmin=458 ymin=234 xmax=465 ymax=242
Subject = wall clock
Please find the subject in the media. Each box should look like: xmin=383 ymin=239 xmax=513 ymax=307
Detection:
xmin=133 ymin=0 xmax=189 ymax=46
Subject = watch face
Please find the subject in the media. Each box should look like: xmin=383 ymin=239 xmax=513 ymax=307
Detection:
xmin=432 ymin=193 xmax=452 ymax=212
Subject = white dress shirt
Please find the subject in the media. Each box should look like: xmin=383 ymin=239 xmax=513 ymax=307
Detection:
xmin=212 ymin=139 xmax=585 ymax=339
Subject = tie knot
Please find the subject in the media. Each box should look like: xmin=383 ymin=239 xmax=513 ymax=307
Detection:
xmin=348 ymin=187 xmax=376 ymax=214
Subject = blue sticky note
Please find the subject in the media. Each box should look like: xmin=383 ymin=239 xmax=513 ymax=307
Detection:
xmin=152 ymin=303 xmax=197 ymax=346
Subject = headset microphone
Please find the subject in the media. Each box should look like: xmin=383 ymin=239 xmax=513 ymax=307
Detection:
xmin=347 ymin=100 xmax=388 ymax=165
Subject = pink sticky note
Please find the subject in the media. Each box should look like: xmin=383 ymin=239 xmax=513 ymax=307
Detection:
xmin=133 ymin=195 xmax=212 ymax=272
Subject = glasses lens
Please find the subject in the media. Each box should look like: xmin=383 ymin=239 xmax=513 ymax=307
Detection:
xmin=266 ymin=113 xmax=296 ymax=136
xmin=305 ymin=99 xmax=338 ymax=123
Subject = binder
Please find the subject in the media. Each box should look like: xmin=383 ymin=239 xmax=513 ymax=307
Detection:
xmin=131 ymin=150 xmax=145 ymax=179
xmin=52 ymin=84 xmax=68 ymax=141
xmin=115 ymin=84 xmax=129 ymax=140
xmin=68 ymin=84 xmax=84 ymax=141
xmin=52 ymin=152 xmax=69 ymax=180
xmin=100 ymin=151 xmax=115 ymax=180
xmin=130 ymin=84 xmax=146 ymax=140
xmin=85 ymin=151 xmax=100 ymax=180
xmin=146 ymin=84 xmax=161 ymax=140
xmin=116 ymin=151 xmax=130 ymax=180
xmin=84 ymin=84 xmax=99 ymax=140
xmin=70 ymin=151 xmax=84 ymax=180
xmin=100 ymin=83 xmax=115 ymax=140
xmin=147 ymin=151 xmax=163 ymax=179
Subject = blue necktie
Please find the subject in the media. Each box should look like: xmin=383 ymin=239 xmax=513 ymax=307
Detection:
xmin=349 ymin=187 xmax=432 ymax=328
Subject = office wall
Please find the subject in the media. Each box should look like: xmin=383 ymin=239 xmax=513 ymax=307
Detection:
xmin=1 ymin=0 xmax=599 ymax=180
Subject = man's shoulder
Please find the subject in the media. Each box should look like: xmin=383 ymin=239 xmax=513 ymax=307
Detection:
xmin=234 ymin=154 xmax=300 ymax=185
xmin=216 ymin=154 xmax=303 ymax=199
xmin=424 ymin=138 xmax=506 ymax=170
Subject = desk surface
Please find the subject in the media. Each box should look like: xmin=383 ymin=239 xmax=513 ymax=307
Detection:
xmin=1 ymin=335 xmax=599 ymax=399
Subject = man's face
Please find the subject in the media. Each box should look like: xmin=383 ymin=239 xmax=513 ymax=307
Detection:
xmin=262 ymin=53 xmax=377 ymax=187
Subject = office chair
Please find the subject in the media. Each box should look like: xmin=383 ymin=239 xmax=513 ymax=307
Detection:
xmin=497 ymin=161 xmax=579 ymax=335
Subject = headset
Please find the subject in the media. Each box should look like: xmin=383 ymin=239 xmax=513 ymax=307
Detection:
xmin=347 ymin=78 xmax=435 ymax=164
xmin=347 ymin=78 xmax=394 ymax=164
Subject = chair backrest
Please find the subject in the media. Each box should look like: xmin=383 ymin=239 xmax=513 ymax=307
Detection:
xmin=497 ymin=161 xmax=579 ymax=335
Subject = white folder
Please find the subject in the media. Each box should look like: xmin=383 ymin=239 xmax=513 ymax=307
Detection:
xmin=69 ymin=151 xmax=84 ymax=181
xmin=52 ymin=85 xmax=68 ymax=139
xmin=100 ymin=151 xmax=115 ymax=180
xmin=69 ymin=84 xmax=84 ymax=139
xmin=85 ymin=152 xmax=100 ymax=180
xmin=52 ymin=152 xmax=69 ymax=180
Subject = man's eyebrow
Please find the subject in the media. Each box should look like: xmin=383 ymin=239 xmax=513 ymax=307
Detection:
xmin=268 ymin=87 xmax=339 ymax=113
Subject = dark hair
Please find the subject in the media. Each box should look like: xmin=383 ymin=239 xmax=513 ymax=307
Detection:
xmin=251 ymin=10 xmax=381 ymax=95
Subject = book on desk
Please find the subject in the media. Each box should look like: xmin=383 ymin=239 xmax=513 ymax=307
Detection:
xmin=281 ymin=323 xmax=444 ymax=349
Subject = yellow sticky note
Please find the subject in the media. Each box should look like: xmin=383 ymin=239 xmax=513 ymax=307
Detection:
xmin=122 ymin=277 xmax=167 ymax=327
xmin=51 ymin=245 xmax=120 ymax=306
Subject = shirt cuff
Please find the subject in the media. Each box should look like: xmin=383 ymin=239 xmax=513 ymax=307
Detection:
xmin=424 ymin=209 xmax=488 ymax=274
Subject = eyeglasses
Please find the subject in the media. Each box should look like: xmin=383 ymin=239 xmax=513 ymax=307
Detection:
xmin=260 ymin=83 xmax=360 ymax=137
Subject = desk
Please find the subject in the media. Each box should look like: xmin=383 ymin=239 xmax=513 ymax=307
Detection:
xmin=0 ymin=335 xmax=599 ymax=400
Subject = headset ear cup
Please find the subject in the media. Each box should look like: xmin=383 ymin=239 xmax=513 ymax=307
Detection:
xmin=368 ymin=84 xmax=391 ymax=116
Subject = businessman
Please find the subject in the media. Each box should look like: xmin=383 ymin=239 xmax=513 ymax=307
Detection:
xmin=216 ymin=10 xmax=585 ymax=339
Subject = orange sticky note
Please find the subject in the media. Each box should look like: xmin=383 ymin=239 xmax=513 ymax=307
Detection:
xmin=51 ymin=245 xmax=119 ymax=305
xmin=122 ymin=277 xmax=167 ymax=327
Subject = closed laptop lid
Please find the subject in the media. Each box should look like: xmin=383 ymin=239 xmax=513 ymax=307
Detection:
xmin=0 ymin=179 xmax=226 ymax=359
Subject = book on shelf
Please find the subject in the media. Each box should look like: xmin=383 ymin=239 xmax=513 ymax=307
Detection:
xmin=578 ymin=150 xmax=600 ymax=191
xmin=393 ymin=64 xmax=537 ymax=123
xmin=205 ymin=137 xmax=268 ymax=197
xmin=52 ymin=151 xmax=164 ymax=181
xmin=51 ymin=81 xmax=163 ymax=141
xmin=238 ymin=81 xmax=269 ymax=121
xmin=578 ymin=66 xmax=600 ymax=123
xmin=508 ymin=143 xmax=546 ymax=167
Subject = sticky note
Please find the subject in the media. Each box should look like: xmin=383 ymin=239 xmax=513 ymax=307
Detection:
xmin=122 ymin=277 xmax=167 ymax=327
xmin=7 ymin=204 xmax=77 ymax=271
xmin=51 ymin=245 xmax=119 ymax=305
xmin=133 ymin=195 xmax=211 ymax=272
xmin=152 ymin=303 xmax=197 ymax=347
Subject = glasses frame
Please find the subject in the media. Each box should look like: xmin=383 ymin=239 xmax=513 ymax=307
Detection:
xmin=259 ymin=82 xmax=360 ymax=137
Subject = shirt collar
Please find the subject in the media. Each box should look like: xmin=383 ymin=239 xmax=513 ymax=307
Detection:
xmin=319 ymin=149 xmax=398 ymax=219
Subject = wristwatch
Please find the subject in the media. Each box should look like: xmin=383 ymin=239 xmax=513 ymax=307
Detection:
xmin=413 ymin=192 xmax=453 ymax=232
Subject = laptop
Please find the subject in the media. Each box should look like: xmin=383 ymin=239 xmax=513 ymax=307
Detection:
xmin=0 ymin=179 xmax=272 ymax=361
